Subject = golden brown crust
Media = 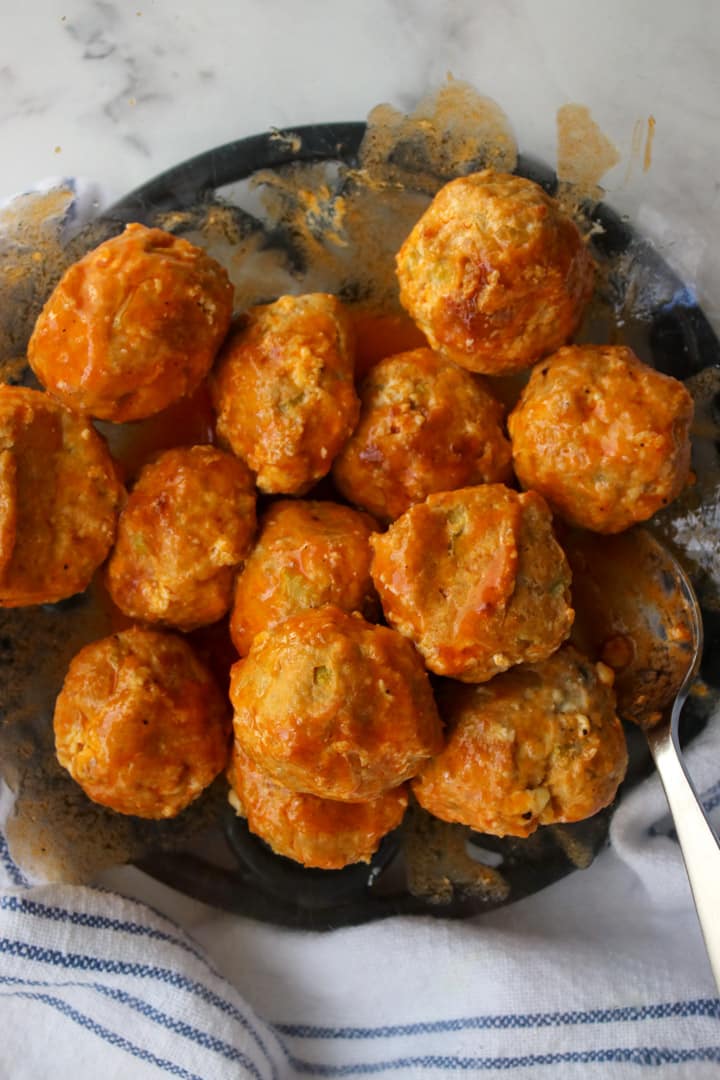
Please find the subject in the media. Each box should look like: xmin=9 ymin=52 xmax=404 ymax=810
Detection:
xmin=28 ymin=223 xmax=234 ymax=422
xmin=228 ymin=743 xmax=407 ymax=869
xmin=0 ymin=385 xmax=123 ymax=607
xmin=396 ymin=170 xmax=595 ymax=374
xmin=229 ymin=605 xmax=443 ymax=801
xmin=412 ymin=646 xmax=627 ymax=836
xmin=54 ymin=626 xmax=231 ymax=818
xmin=332 ymin=347 xmax=512 ymax=521
xmin=230 ymin=499 xmax=378 ymax=656
xmin=508 ymin=345 xmax=694 ymax=533
xmin=211 ymin=293 xmax=360 ymax=494
xmin=106 ymin=445 xmax=256 ymax=631
xmin=370 ymin=484 xmax=574 ymax=681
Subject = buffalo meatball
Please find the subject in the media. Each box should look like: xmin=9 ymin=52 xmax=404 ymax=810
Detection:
xmin=28 ymin=223 xmax=233 ymax=422
xmin=412 ymin=646 xmax=627 ymax=837
xmin=332 ymin=347 xmax=512 ymax=521
xmin=0 ymin=385 xmax=122 ymax=607
xmin=230 ymin=606 xmax=443 ymax=801
xmin=228 ymin=743 xmax=407 ymax=869
xmin=106 ymin=445 xmax=257 ymax=631
xmin=54 ymin=626 xmax=230 ymax=818
xmin=396 ymin=170 xmax=595 ymax=375
xmin=371 ymin=485 xmax=573 ymax=682
xmin=211 ymin=294 xmax=359 ymax=494
xmin=508 ymin=345 xmax=694 ymax=533
xmin=230 ymin=499 xmax=377 ymax=656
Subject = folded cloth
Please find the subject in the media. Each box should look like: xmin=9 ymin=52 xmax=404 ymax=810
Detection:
xmin=1 ymin=185 xmax=719 ymax=1079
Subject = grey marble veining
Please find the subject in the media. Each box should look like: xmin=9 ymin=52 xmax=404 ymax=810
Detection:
xmin=0 ymin=0 xmax=719 ymax=322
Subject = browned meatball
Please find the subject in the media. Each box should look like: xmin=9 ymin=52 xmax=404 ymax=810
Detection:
xmin=211 ymin=294 xmax=359 ymax=494
xmin=54 ymin=626 xmax=230 ymax=818
xmin=413 ymin=646 xmax=627 ymax=836
xmin=228 ymin=743 xmax=407 ymax=869
xmin=106 ymin=445 xmax=256 ymax=631
xmin=371 ymin=485 xmax=573 ymax=682
xmin=230 ymin=606 xmax=443 ymax=801
xmin=0 ymin=385 xmax=123 ymax=607
xmin=396 ymin=170 xmax=595 ymax=374
xmin=508 ymin=345 xmax=694 ymax=533
xmin=230 ymin=500 xmax=377 ymax=656
xmin=28 ymin=224 xmax=234 ymax=422
xmin=332 ymin=347 xmax=512 ymax=521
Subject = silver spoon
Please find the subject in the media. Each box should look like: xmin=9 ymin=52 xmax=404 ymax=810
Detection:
xmin=643 ymin=554 xmax=720 ymax=990
xmin=565 ymin=527 xmax=720 ymax=990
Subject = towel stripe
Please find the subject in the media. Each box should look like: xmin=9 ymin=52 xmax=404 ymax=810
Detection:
xmin=0 ymin=894 xmax=209 ymax=967
xmin=0 ymin=988 xmax=205 ymax=1080
xmin=0 ymin=833 xmax=28 ymax=888
xmin=0 ymin=935 xmax=283 ymax=1074
xmin=274 ymin=998 xmax=720 ymax=1040
xmin=285 ymin=1046 xmax=720 ymax=1075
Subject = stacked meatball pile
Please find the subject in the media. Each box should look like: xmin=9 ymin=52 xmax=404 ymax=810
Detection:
xmin=7 ymin=169 xmax=694 ymax=871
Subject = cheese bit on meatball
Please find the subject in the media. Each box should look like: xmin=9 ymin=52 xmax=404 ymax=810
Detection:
xmin=28 ymin=223 xmax=233 ymax=422
xmin=230 ymin=605 xmax=443 ymax=802
xmin=0 ymin=385 xmax=123 ymax=607
xmin=228 ymin=743 xmax=408 ymax=869
xmin=508 ymin=344 xmax=694 ymax=533
xmin=106 ymin=445 xmax=257 ymax=631
xmin=211 ymin=293 xmax=359 ymax=494
xmin=412 ymin=646 xmax=627 ymax=837
xmin=230 ymin=499 xmax=378 ymax=656
xmin=54 ymin=626 xmax=230 ymax=819
xmin=396 ymin=169 xmax=595 ymax=375
xmin=370 ymin=484 xmax=573 ymax=682
xmin=332 ymin=347 xmax=512 ymax=522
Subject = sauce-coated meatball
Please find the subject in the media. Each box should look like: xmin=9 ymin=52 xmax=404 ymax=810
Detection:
xmin=28 ymin=224 xmax=233 ymax=422
xmin=413 ymin=647 xmax=627 ymax=836
xmin=333 ymin=347 xmax=512 ymax=521
xmin=230 ymin=605 xmax=443 ymax=801
xmin=54 ymin=626 xmax=230 ymax=818
xmin=228 ymin=743 xmax=407 ymax=869
xmin=371 ymin=485 xmax=573 ymax=682
xmin=211 ymin=294 xmax=359 ymax=494
xmin=0 ymin=385 xmax=122 ymax=607
xmin=230 ymin=500 xmax=377 ymax=656
xmin=508 ymin=345 xmax=694 ymax=533
xmin=106 ymin=445 xmax=257 ymax=631
xmin=396 ymin=170 xmax=595 ymax=374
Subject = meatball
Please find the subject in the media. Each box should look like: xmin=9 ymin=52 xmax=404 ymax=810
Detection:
xmin=396 ymin=169 xmax=595 ymax=375
xmin=230 ymin=605 xmax=443 ymax=801
xmin=106 ymin=445 xmax=257 ymax=631
xmin=228 ymin=743 xmax=407 ymax=869
xmin=0 ymin=385 xmax=122 ymax=607
xmin=413 ymin=646 xmax=627 ymax=837
xmin=54 ymin=626 xmax=230 ymax=818
xmin=332 ymin=347 xmax=512 ymax=521
xmin=370 ymin=485 xmax=573 ymax=682
xmin=507 ymin=345 xmax=694 ymax=533
xmin=230 ymin=499 xmax=377 ymax=656
xmin=211 ymin=294 xmax=359 ymax=494
xmin=28 ymin=223 xmax=233 ymax=422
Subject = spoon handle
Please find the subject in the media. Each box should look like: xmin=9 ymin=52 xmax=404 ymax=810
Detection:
xmin=647 ymin=724 xmax=720 ymax=992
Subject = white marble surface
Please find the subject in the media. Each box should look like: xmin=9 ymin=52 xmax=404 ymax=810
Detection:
xmin=2 ymin=1 xmax=720 ymax=321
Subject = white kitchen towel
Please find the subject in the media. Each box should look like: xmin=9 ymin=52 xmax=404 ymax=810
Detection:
xmin=1 ymin=183 xmax=719 ymax=1079
xmin=1 ymin=703 xmax=719 ymax=1080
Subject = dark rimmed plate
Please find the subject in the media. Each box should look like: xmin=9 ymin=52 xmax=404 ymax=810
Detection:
xmin=1 ymin=123 xmax=718 ymax=928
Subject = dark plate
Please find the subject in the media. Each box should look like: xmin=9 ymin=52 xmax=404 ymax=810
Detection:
xmin=1 ymin=123 xmax=719 ymax=928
